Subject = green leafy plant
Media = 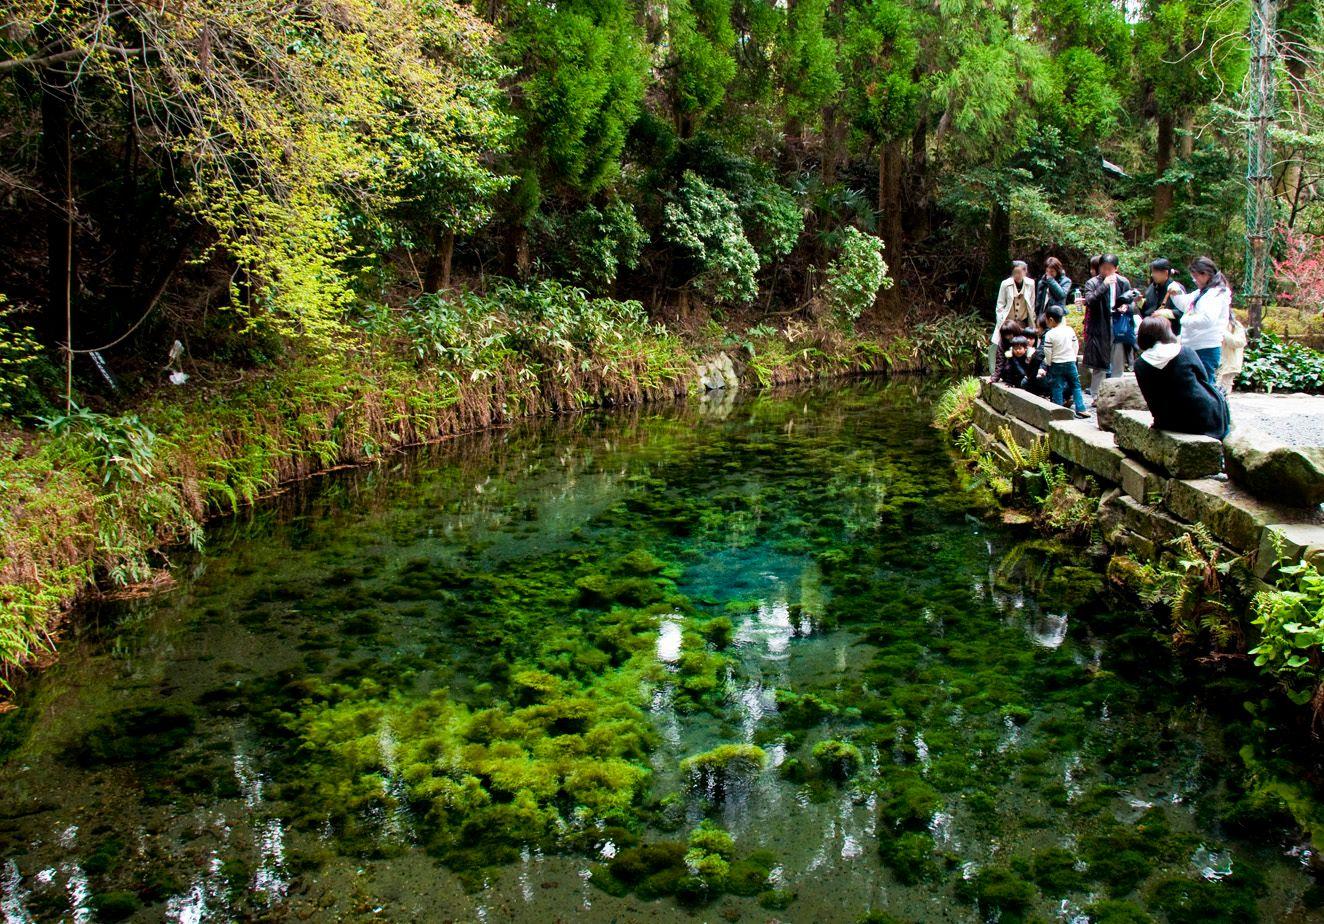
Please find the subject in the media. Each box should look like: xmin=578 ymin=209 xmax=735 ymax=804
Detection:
xmin=910 ymin=313 xmax=987 ymax=372
xmin=1138 ymin=525 xmax=1243 ymax=653
xmin=0 ymin=298 xmax=42 ymax=415
xmin=662 ymin=171 xmax=760 ymax=306
xmin=823 ymin=226 xmax=891 ymax=324
xmin=1250 ymin=559 xmax=1324 ymax=720
xmin=38 ymin=406 xmax=159 ymax=488
xmin=931 ymin=377 xmax=981 ymax=432
xmin=1238 ymin=333 xmax=1324 ymax=394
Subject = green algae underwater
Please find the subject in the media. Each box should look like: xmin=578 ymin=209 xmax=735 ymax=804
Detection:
xmin=1 ymin=380 xmax=1322 ymax=923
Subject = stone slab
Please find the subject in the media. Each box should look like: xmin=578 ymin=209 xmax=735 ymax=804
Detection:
xmin=1165 ymin=477 xmax=1324 ymax=554
xmin=1255 ymin=523 xmax=1324 ymax=578
xmin=1007 ymin=417 xmax=1046 ymax=452
xmin=1225 ymin=427 xmax=1324 ymax=508
xmin=1047 ymin=418 xmax=1126 ymax=483
xmin=972 ymin=399 xmax=1009 ymax=439
xmin=988 ymin=382 xmax=1076 ymax=431
xmin=1095 ymin=374 xmax=1147 ymax=432
xmin=1119 ymin=457 xmax=1168 ymax=505
xmin=1100 ymin=493 xmax=1189 ymax=547
xmin=1112 ymin=409 xmax=1224 ymax=479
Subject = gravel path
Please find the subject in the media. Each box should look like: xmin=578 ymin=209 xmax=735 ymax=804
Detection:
xmin=1229 ymin=392 xmax=1324 ymax=447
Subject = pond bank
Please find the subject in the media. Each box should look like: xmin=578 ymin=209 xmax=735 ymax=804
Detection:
xmin=966 ymin=379 xmax=1324 ymax=579
xmin=0 ymin=324 xmax=931 ymax=696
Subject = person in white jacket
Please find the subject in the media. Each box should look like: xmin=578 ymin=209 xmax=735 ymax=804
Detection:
xmin=988 ymin=261 xmax=1036 ymax=374
xmin=1167 ymin=256 xmax=1232 ymax=384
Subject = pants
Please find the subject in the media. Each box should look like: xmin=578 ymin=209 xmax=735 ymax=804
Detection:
xmin=1111 ymin=341 xmax=1134 ymax=375
xmin=1048 ymin=363 xmax=1087 ymax=414
xmin=1086 ymin=367 xmax=1107 ymax=397
xmin=1195 ymin=347 xmax=1222 ymax=384
xmin=988 ymin=342 xmax=998 ymax=376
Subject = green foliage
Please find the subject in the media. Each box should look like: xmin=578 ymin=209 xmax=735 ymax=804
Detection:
xmin=10 ymin=0 xmax=512 ymax=348
xmin=843 ymin=0 xmax=922 ymax=143
xmin=908 ymin=313 xmax=987 ymax=372
xmin=931 ymin=377 xmax=981 ymax=432
xmin=501 ymin=0 xmax=649 ymax=206
xmin=1238 ymin=333 xmax=1324 ymax=394
xmin=778 ymin=0 xmax=842 ymax=126
xmin=663 ymin=0 xmax=738 ymax=130
xmin=824 ymin=227 xmax=892 ymax=324
xmin=1136 ymin=525 xmax=1243 ymax=652
xmin=663 ymin=171 xmax=760 ymax=306
xmin=39 ymin=406 xmax=158 ymax=488
xmin=534 ymin=200 xmax=650 ymax=291
xmin=1250 ymin=559 xmax=1324 ymax=714
xmin=0 ymin=299 xmax=41 ymax=416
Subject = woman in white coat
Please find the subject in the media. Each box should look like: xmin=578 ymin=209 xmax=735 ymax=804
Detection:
xmin=989 ymin=261 xmax=1036 ymax=374
xmin=1167 ymin=256 xmax=1232 ymax=384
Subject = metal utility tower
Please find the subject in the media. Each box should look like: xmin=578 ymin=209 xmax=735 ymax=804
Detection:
xmin=1242 ymin=0 xmax=1277 ymax=337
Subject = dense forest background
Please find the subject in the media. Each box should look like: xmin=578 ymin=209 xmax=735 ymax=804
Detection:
xmin=0 ymin=0 xmax=1322 ymax=403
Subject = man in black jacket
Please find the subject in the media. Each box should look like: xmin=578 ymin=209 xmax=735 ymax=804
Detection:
xmin=1076 ymin=254 xmax=1135 ymax=398
xmin=1139 ymin=258 xmax=1185 ymax=334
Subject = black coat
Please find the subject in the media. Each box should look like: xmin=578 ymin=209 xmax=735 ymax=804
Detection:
xmin=1036 ymin=273 xmax=1072 ymax=315
xmin=1134 ymin=345 xmax=1231 ymax=440
xmin=1140 ymin=281 xmax=1185 ymax=334
xmin=1081 ymin=273 xmax=1134 ymax=369
xmin=998 ymin=351 xmax=1039 ymax=391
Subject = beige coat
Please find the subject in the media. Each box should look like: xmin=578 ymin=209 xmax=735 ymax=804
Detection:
xmin=991 ymin=276 xmax=1037 ymax=343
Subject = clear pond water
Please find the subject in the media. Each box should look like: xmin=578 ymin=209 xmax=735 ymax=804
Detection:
xmin=0 ymin=380 xmax=1320 ymax=923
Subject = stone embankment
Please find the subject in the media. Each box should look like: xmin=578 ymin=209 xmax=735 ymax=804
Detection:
xmin=971 ymin=378 xmax=1324 ymax=579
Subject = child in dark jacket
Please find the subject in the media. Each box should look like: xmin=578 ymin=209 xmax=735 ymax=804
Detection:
xmin=992 ymin=319 xmax=1027 ymax=381
xmin=997 ymin=336 xmax=1039 ymax=392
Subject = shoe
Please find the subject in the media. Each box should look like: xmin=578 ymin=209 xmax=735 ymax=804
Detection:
xmin=1074 ymin=410 xmax=1090 ymax=419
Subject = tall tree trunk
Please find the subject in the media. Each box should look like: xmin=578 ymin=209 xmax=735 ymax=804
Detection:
xmin=423 ymin=228 xmax=456 ymax=292
xmin=982 ymin=199 xmax=1011 ymax=308
xmin=820 ymin=105 xmax=839 ymax=184
xmin=1241 ymin=0 xmax=1277 ymax=338
xmin=878 ymin=139 xmax=904 ymax=309
xmin=1153 ymin=112 xmax=1175 ymax=225
xmin=878 ymin=139 xmax=903 ymax=259
xmin=1178 ymin=111 xmax=1194 ymax=158
xmin=907 ymin=117 xmax=929 ymax=241
xmin=508 ymin=223 xmax=530 ymax=279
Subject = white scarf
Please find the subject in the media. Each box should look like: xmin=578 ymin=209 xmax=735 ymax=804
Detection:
xmin=1140 ymin=341 xmax=1181 ymax=370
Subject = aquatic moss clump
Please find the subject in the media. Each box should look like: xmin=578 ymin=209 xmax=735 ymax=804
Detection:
xmin=878 ymin=831 xmax=942 ymax=885
xmin=812 ymin=738 xmax=864 ymax=781
xmin=680 ymin=744 xmax=766 ymax=800
xmin=286 ymin=665 xmax=658 ymax=865
xmin=1145 ymin=869 xmax=1267 ymax=923
xmin=956 ymin=867 xmax=1037 ymax=922
xmin=591 ymin=822 xmax=779 ymax=907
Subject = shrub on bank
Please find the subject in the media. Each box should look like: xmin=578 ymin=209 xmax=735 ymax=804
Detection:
xmin=1237 ymin=333 xmax=1324 ymax=394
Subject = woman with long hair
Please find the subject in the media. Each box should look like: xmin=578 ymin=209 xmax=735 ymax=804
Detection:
xmin=1167 ymin=256 xmax=1232 ymax=384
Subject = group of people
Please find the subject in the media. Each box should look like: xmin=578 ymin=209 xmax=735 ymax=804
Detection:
xmin=988 ymin=254 xmax=1242 ymax=439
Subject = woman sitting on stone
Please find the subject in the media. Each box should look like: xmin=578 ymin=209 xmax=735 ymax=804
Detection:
xmin=1133 ymin=315 xmax=1231 ymax=440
